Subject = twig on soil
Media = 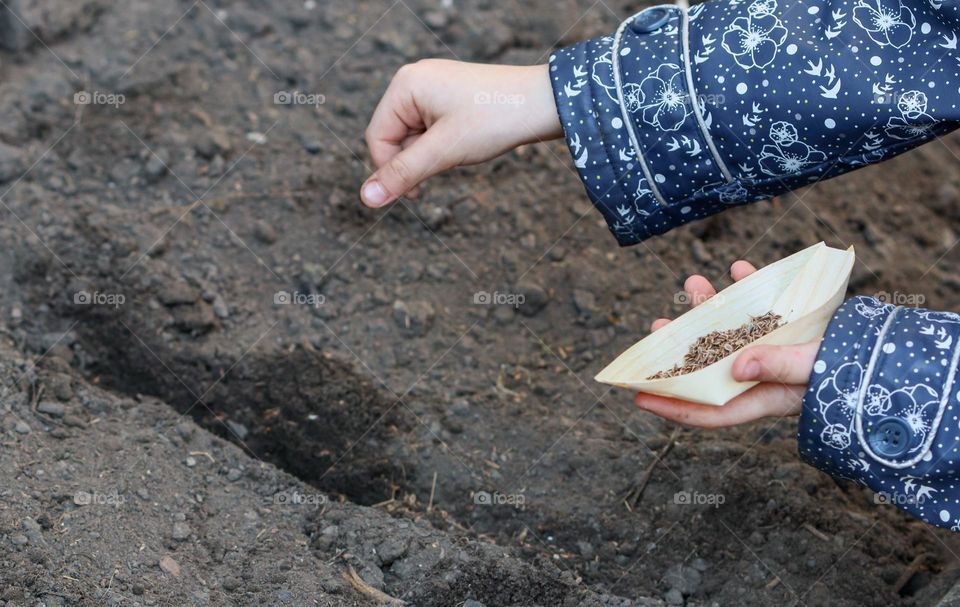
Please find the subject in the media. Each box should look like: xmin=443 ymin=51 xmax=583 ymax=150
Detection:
xmin=802 ymin=522 xmax=831 ymax=543
xmin=893 ymin=553 xmax=930 ymax=595
xmin=30 ymin=384 xmax=44 ymax=412
xmin=624 ymin=427 xmax=681 ymax=510
xmin=189 ymin=451 xmax=216 ymax=463
xmin=495 ymin=367 xmax=521 ymax=400
xmin=343 ymin=565 xmax=407 ymax=606
xmin=427 ymin=471 xmax=437 ymax=513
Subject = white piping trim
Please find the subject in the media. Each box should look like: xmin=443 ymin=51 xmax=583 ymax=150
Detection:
xmin=854 ymin=306 xmax=958 ymax=469
xmin=680 ymin=7 xmax=733 ymax=183
xmin=612 ymin=10 xmax=668 ymax=207
xmin=854 ymin=307 xmax=898 ymax=465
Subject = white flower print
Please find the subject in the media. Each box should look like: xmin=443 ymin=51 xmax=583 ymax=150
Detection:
xmin=852 ymin=0 xmax=915 ymax=48
xmin=855 ymin=298 xmax=895 ymax=319
xmin=822 ymin=423 xmax=852 ymax=450
xmin=590 ymin=51 xmax=619 ymax=103
xmin=863 ymin=384 xmax=892 ymax=416
xmin=622 ymin=82 xmax=643 ymax=113
xmin=758 ymin=121 xmax=827 ymax=176
xmin=636 ymin=63 xmax=692 ymax=131
xmin=897 ymin=90 xmax=928 ymax=120
xmin=695 ymin=182 xmax=750 ymax=205
xmin=891 ymin=384 xmax=938 ymax=450
xmin=717 ymin=182 xmax=749 ymax=204
xmin=885 ymin=90 xmax=936 ymax=141
xmin=721 ymin=0 xmax=788 ymax=70
xmin=816 ymin=361 xmax=864 ymax=422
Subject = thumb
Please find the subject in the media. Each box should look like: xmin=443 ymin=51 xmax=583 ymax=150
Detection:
xmin=732 ymin=340 xmax=821 ymax=385
xmin=361 ymin=125 xmax=455 ymax=208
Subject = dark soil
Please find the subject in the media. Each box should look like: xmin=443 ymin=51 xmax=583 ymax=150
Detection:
xmin=3 ymin=1 xmax=960 ymax=606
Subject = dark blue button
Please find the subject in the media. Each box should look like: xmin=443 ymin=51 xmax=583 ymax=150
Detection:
xmin=630 ymin=7 xmax=670 ymax=34
xmin=869 ymin=417 xmax=912 ymax=458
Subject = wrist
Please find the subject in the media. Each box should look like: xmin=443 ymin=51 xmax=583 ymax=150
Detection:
xmin=512 ymin=64 xmax=563 ymax=143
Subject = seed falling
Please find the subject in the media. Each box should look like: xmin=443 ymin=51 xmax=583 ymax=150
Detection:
xmin=647 ymin=312 xmax=783 ymax=380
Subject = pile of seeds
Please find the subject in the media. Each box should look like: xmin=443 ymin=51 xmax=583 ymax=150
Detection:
xmin=647 ymin=312 xmax=783 ymax=379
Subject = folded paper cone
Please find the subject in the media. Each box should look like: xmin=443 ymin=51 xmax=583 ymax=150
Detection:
xmin=595 ymin=242 xmax=855 ymax=405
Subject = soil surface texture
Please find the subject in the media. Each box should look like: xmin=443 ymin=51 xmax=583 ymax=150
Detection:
xmin=3 ymin=1 xmax=960 ymax=606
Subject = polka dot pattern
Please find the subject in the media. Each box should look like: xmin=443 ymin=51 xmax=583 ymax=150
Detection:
xmin=548 ymin=0 xmax=960 ymax=246
xmin=799 ymin=296 xmax=960 ymax=531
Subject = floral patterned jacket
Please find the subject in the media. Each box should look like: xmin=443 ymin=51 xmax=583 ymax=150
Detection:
xmin=549 ymin=0 xmax=960 ymax=529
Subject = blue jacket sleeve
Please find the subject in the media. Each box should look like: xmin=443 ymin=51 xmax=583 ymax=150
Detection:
xmin=549 ymin=0 xmax=960 ymax=245
xmin=799 ymin=296 xmax=960 ymax=530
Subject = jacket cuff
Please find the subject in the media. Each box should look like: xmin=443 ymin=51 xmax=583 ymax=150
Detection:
xmin=549 ymin=5 xmax=757 ymax=246
xmin=549 ymin=32 xmax=653 ymax=245
xmin=799 ymin=296 xmax=960 ymax=530
xmin=551 ymin=0 xmax=960 ymax=247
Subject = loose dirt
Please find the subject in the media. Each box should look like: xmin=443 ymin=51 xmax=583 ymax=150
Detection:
xmin=2 ymin=1 xmax=960 ymax=606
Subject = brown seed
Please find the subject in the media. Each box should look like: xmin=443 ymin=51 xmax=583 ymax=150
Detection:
xmin=648 ymin=312 xmax=782 ymax=380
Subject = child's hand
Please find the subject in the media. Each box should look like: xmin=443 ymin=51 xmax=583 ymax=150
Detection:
xmin=361 ymin=60 xmax=562 ymax=207
xmin=634 ymin=261 xmax=820 ymax=428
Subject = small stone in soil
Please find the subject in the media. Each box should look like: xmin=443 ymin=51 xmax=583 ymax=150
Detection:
xmin=252 ymin=219 xmax=278 ymax=244
xmin=37 ymin=401 xmax=65 ymax=417
xmin=226 ymin=420 xmax=248 ymax=440
xmin=212 ymin=295 xmax=229 ymax=319
xmin=172 ymin=522 xmax=191 ymax=541
xmin=392 ymin=300 xmax=435 ymax=337
xmin=159 ymin=555 xmax=181 ymax=577
xmin=662 ymin=563 xmax=702 ymax=595
xmin=572 ymin=289 xmax=597 ymax=316
xmin=516 ymin=280 xmax=549 ymax=317
xmin=663 ymin=587 xmax=684 ymax=606
xmin=14 ymin=421 xmax=29 ymax=434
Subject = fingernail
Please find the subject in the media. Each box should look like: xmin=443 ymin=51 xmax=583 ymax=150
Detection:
xmin=740 ymin=360 xmax=760 ymax=380
xmin=362 ymin=180 xmax=389 ymax=207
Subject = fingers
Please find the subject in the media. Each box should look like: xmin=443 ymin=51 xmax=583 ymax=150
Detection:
xmin=365 ymin=68 xmax=424 ymax=170
xmin=683 ymin=275 xmax=716 ymax=306
xmin=651 ymin=260 xmax=757 ymax=332
xmin=650 ymin=318 xmax=672 ymax=332
xmin=361 ymin=123 xmax=456 ymax=207
xmin=400 ymin=134 xmax=423 ymax=198
xmin=732 ymin=340 xmax=820 ymax=384
xmin=730 ymin=260 xmax=758 ymax=282
xmin=634 ymin=382 xmax=804 ymax=428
